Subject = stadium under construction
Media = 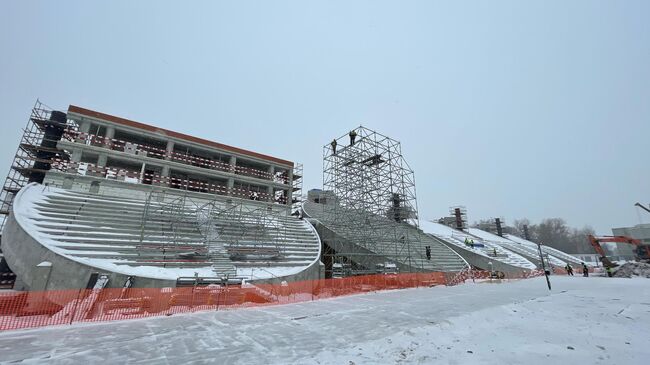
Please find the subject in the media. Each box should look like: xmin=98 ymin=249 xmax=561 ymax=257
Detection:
xmin=0 ymin=101 xmax=584 ymax=291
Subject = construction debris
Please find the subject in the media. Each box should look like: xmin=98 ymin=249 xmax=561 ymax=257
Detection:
xmin=612 ymin=262 xmax=650 ymax=278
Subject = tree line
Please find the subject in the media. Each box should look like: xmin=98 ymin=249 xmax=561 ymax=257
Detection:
xmin=472 ymin=217 xmax=596 ymax=254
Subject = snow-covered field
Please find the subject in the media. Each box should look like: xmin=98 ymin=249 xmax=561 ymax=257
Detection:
xmin=0 ymin=276 xmax=648 ymax=364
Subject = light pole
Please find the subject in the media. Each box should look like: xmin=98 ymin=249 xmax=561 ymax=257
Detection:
xmin=537 ymin=242 xmax=552 ymax=290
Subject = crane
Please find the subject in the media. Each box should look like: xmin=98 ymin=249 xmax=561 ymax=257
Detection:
xmin=587 ymin=235 xmax=650 ymax=268
xmin=634 ymin=202 xmax=650 ymax=215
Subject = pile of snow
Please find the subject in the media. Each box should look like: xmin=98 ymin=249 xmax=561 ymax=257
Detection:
xmin=613 ymin=262 xmax=650 ymax=278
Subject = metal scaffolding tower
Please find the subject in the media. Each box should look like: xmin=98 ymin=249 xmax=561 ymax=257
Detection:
xmin=320 ymin=126 xmax=421 ymax=275
xmin=450 ymin=206 xmax=468 ymax=231
xmin=0 ymin=100 xmax=72 ymax=231
xmin=291 ymin=163 xmax=303 ymax=214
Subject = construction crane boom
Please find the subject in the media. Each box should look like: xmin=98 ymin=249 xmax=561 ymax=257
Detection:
xmin=634 ymin=202 xmax=650 ymax=215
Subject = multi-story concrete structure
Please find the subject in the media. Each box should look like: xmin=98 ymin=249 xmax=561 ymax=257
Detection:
xmin=0 ymin=102 xmax=321 ymax=290
xmin=56 ymin=105 xmax=297 ymax=206
xmin=612 ymin=223 xmax=650 ymax=244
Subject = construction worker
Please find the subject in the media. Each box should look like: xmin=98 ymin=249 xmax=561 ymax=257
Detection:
xmin=606 ymin=266 xmax=613 ymax=277
xmin=464 ymin=237 xmax=470 ymax=247
xmin=469 ymin=239 xmax=475 ymax=248
xmin=565 ymin=264 xmax=574 ymax=276
xmin=349 ymin=130 xmax=357 ymax=145
xmin=582 ymin=262 xmax=589 ymax=277
xmin=493 ymin=248 xmax=497 ymax=257
xmin=330 ymin=139 xmax=337 ymax=155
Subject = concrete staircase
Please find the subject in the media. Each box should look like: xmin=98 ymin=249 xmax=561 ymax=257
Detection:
xmin=419 ymin=221 xmax=537 ymax=270
xmin=504 ymin=234 xmax=583 ymax=266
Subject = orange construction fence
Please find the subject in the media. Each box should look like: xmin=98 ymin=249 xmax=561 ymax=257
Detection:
xmin=0 ymin=269 xmax=543 ymax=332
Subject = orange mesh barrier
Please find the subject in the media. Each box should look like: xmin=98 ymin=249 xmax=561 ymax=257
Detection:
xmin=0 ymin=270 xmax=543 ymax=332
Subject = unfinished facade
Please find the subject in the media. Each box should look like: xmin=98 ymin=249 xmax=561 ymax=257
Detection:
xmin=0 ymin=101 xmax=320 ymax=290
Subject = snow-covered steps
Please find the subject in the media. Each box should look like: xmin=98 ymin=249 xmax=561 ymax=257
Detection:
xmin=503 ymin=234 xmax=584 ymax=266
xmin=419 ymin=221 xmax=537 ymax=271
xmin=464 ymin=228 xmax=566 ymax=267
xmin=2 ymin=183 xmax=321 ymax=289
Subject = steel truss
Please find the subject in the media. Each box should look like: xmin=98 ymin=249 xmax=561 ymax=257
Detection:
xmin=0 ymin=100 xmax=74 ymax=231
xmin=140 ymin=191 xmax=288 ymax=276
xmin=320 ymin=126 xmax=421 ymax=276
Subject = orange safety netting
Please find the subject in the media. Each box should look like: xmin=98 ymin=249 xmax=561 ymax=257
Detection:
xmin=0 ymin=270 xmax=543 ymax=332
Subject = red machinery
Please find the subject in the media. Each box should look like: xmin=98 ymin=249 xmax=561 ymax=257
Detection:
xmin=587 ymin=235 xmax=650 ymax=268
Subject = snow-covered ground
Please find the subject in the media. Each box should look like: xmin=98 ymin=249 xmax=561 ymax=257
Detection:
xmin=0 ymin=276 xmax=648 ymax=364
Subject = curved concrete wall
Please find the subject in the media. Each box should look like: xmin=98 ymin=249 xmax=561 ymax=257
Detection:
xmin=2 ymin=213 xmax=176 ymax=291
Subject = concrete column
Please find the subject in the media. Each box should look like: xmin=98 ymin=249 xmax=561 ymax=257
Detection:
xmin=267 ymin=165 xmax=275 ymax=202
xmin=32 ymin=261 xmax=53 ymax=291
xmin=70 ymin=149 xmax=82 ymax=162
xmin=105 ymin=126 xmax=115 ymax=149
xmin=229 ymin=156 xmax=237 ymax=173
xmin=228 ymin=156 xmax=237 ymax=197
xmin=267 ymin=186 xmax=274 ymax=202
xmin=227 ymin=178 xmax=235 ymax=195
xmin=161 ymin=140 xmax=173 ymax=187
xmin=165 ymin=140 xmax=175 ymax=160
xmin=267 ymin=165 xmax=275 ymax=181
xmin=76 ymin=120 xmax=91 ymax=144
xmin=105 ymin=126 xmax=115 ymax=138
xmin=159 ymin=166 xmax=170 ymax=187
xmin=97 ymin=153 xmax=107 ymax=167
xmin=79 ymin=120 xmax=91 ymax=133
xmin=139 ymin=162 xmax=147 ymax=183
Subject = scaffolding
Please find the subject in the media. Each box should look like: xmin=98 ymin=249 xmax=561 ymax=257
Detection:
xmin=449 ymin=206 xmax=468 ymax=231
xmin=291 ymin=163 xmax=304 ymax=214
xmin=139 ymin=191 xmax=288 ymax=276
xmin=0 ymin=100 xmax=73 ymax=231
xmin=319 ymin=126 xmax=421 ymax=276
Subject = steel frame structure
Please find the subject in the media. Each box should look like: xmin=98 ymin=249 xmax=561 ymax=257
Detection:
xmin=291 ymin=163 xmax=304 ymax=214
xmin=320 ymin=126 xmax=421 ymax=275
xmin=449 ymin=206 xmax=468 ymax=231
xmin=0 ymin=100 xmax=74 ymax=231
xmin=140 ymin=191 xmax=288 ymax=275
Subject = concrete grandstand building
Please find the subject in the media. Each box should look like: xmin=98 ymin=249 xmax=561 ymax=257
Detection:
xmin=0 ymin=101 xmax=321 ymax=290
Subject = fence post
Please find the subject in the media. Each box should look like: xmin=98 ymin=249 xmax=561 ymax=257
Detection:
xmin=69 ymin=288 xmax=83 ymax=326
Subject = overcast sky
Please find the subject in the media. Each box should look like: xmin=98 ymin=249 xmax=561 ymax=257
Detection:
xmin=1 ymin=1 xmax=648 ymax=234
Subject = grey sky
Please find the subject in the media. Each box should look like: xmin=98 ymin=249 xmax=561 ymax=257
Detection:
xmin=1 ymin=1 xmax=648 ymax=234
